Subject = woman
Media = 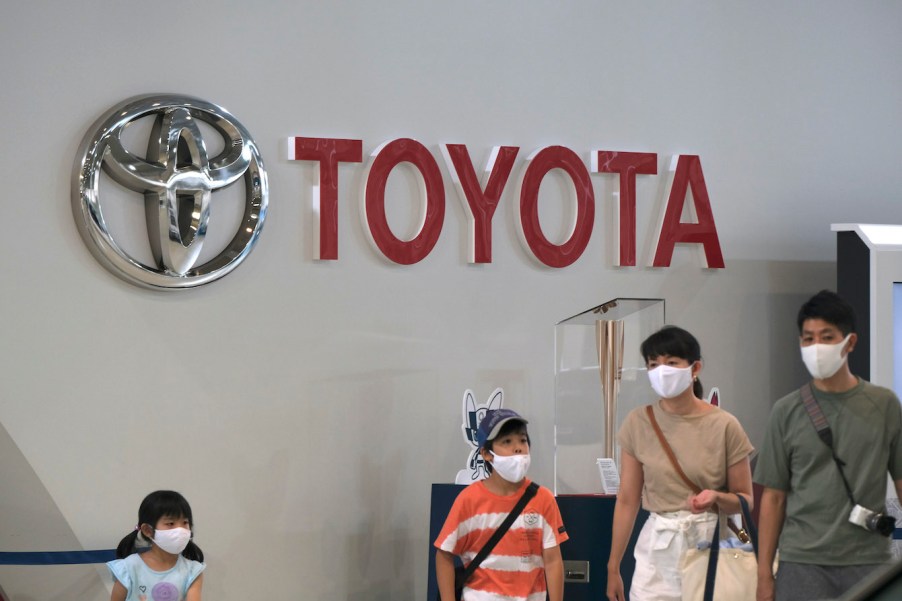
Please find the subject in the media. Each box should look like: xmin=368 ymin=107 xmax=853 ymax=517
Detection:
xmin=606 ymin=326 xmax=754 ymax=601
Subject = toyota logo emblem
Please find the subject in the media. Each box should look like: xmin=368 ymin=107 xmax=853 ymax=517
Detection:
xmin=72 ymin=94 xmax=268 ymax=288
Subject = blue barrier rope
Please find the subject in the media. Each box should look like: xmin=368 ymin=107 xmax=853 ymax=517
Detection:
xmin=3 ymin=533 xmax=902 ymax=564
xmin=0 ymin=550 xmax=116 ymax=565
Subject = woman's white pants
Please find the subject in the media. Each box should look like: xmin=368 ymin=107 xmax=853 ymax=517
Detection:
xmin=628 ymin=511 xmax=718 ymax=601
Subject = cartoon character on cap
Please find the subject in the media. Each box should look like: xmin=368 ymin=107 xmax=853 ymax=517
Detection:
xmin=477 ymin=409 xmax=532 ymax=484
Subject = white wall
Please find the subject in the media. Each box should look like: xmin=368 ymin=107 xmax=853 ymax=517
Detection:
xmin=1 ymin=2 xmax=900 ymax=600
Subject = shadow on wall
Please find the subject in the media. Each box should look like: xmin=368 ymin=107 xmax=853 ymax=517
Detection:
xmin=0 ymin=566 xmax=108 ymax=601
xmin=0 ymin=420 xmax=110 ymax=600
xmin=655 ymin=258 xmax=834 ymax=447
xmin=346 ymin=408 xmax=416 ymax=600
xmin=765 ymin=289 xmax=820 ymax=407
xmin=203 ymin=368 xmax=428 ymax=601
xmin=746 ymin=261 xmax=835 ymax=442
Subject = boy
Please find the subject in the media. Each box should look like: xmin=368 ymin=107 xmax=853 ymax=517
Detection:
xmin=754 ymin=290 xmax=902 ymax=601
xmin=434 ymin=408 xmax=567 ymax=601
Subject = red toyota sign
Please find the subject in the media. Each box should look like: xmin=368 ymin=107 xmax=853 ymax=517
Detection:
xmin=289 ymin=138 xmax=724 ymax=269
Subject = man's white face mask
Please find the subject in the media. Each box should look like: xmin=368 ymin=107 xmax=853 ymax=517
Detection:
xmin=800 ymin=334 xmax=851 ymax=380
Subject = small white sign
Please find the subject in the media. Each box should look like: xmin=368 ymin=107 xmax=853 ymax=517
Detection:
xmin=597 ymin=458 xmax=620 ymax=495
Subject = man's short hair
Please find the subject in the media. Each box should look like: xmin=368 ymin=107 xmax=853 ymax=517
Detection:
xmin=797 ymin=289 xmax=856 ymax=336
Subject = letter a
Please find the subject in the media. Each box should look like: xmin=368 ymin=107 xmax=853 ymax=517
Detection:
xmin=652 ymin=155 xmax=724 ymax=268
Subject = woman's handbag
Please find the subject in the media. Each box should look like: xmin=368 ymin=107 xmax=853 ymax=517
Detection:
xmin=439 ymin=482 xmax=539 ymax=601
xmin=679 ymin=494 xmax=758 ymax=601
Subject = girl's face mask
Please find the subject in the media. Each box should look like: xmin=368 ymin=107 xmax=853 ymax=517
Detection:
xmin=151 ymin=527 xmax=192 ymax=555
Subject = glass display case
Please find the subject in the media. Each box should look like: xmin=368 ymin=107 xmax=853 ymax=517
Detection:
xmin=554 ymin=298 xmax=665 ymax=495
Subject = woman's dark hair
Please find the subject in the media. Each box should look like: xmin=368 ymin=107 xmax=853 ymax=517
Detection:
xmin=482 ymin=419 xmax=530 ymax=475
xmin=115 ymin=490 xmax=204 ymax=561
xmin=640 ymin=325 xmax=704 ymax=398
xmin=797 ymin=289 xmax=856 ymax=336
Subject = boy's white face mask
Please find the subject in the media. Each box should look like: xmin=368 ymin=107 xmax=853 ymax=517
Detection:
xmin=800 ymin=334 xmax=851 ymax=380
xmin=490 ymin=452 xmax=531 ymax=483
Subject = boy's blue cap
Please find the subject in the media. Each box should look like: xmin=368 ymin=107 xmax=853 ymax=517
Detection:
xmin=477 ymin=409 xmax=528 ymax=449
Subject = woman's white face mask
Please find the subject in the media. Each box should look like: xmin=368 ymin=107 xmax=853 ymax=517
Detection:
xmin=647 ymin=364 xmax=694 ymax=399
xmin=800 ymin=334 xmax=851 ymax=380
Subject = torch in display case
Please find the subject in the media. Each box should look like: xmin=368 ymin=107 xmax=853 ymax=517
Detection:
xmin=554 ymin=298 xmax=665 ymax=495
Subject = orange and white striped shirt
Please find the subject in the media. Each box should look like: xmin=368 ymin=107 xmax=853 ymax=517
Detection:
xmin=434 ymin=479 xmax=568 ymax=601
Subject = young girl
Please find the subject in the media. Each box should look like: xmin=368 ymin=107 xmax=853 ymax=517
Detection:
xmin=107 ymin=490 xmax=205 ymax=601
xmin=606 ymin=326 xmax=754 ymax=601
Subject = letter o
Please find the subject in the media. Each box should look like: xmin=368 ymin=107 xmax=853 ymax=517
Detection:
xmin=518 ymin=146 xmax=595 ymax=268
xmin=363 ymin=139 xmax=445 ymax=265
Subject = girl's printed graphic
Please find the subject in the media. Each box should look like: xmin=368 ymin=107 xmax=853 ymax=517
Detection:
xmin=151 ymin=582 xmax=179 ymax=601
xmin=455 ymin=388 xmax=503 ymax=484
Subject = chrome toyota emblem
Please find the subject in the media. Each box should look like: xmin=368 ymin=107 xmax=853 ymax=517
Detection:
xmin=73 ymin=94 xmax=268 ymax=288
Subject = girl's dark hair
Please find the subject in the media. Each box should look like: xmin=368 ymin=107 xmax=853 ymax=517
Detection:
xmin=115 ymin=490 xmax=204 ymax=562
xmin=640 ymin=326 xmax=704 ymax=398
xmin=483 ymin=419 xmax=530 ymax=475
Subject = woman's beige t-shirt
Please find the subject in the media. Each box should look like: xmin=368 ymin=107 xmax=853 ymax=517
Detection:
xmin=617 ymin=402 xmax=754 ymax=513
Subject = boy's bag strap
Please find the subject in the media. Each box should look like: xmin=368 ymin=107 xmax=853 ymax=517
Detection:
xmin=645 ymin=405 xmax=750 ymax=544
xmin=461 ymin=481 xmax=540 ymax=582
xmin=799 ymin=383 xmax=855 ymax=505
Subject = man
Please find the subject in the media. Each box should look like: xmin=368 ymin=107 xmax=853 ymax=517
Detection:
xmin=755 ymin=290 xmax=902 ymax=601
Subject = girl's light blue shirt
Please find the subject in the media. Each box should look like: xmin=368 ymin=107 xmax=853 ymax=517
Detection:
xmin=107 ymin=553 xmax=204 ymax=601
